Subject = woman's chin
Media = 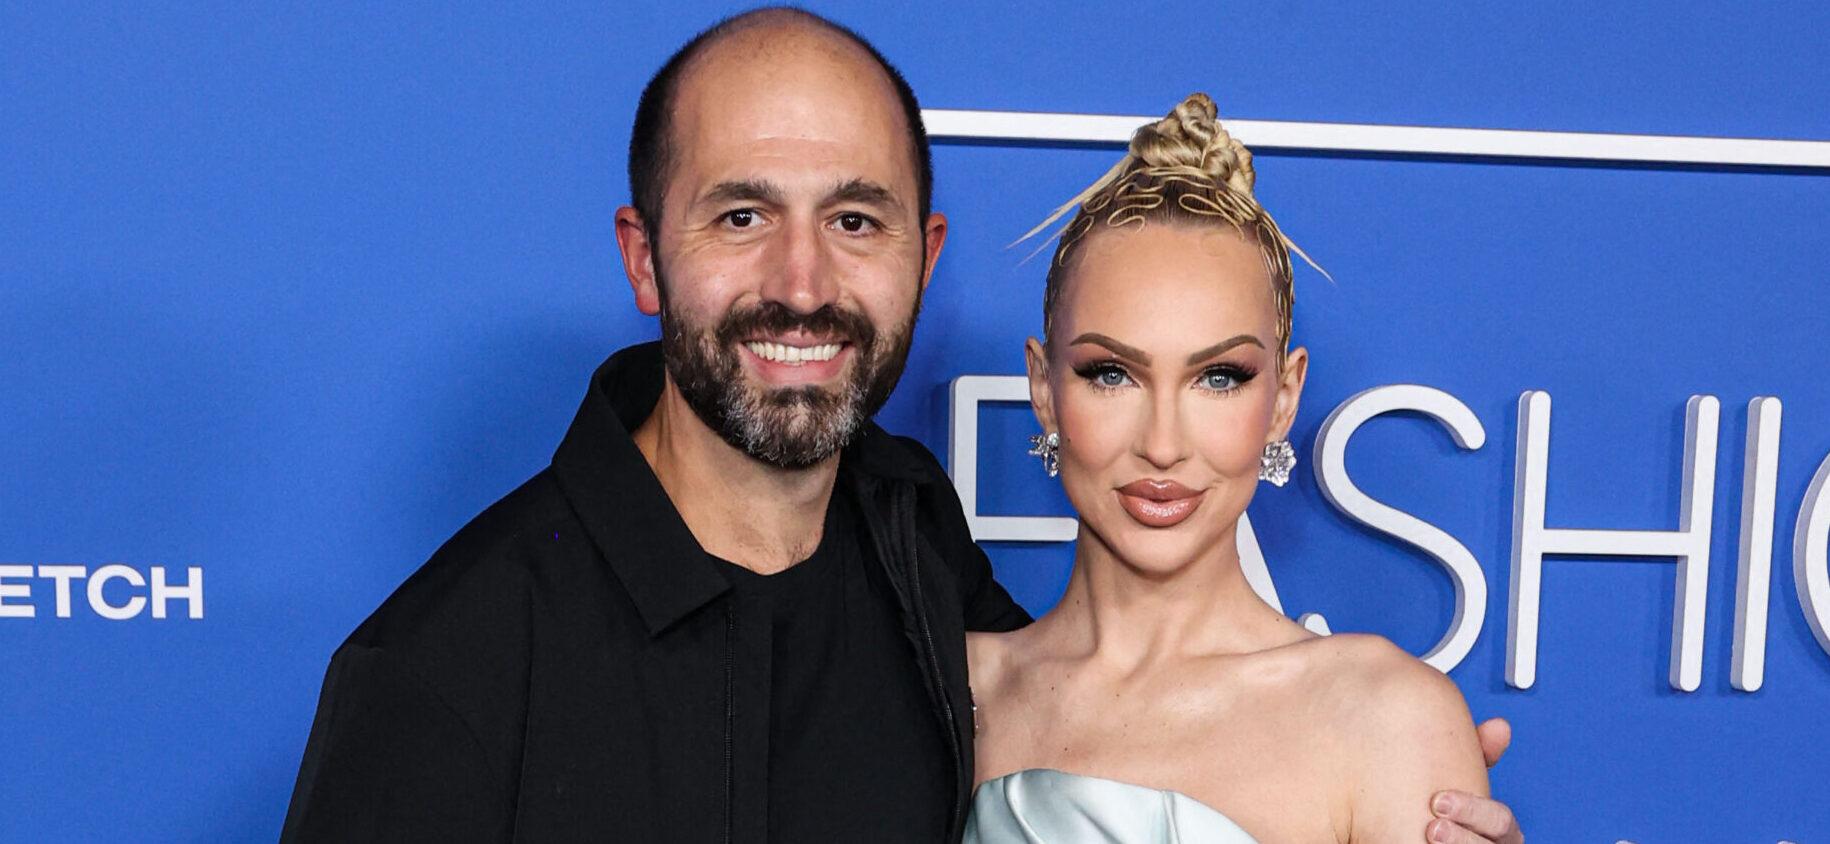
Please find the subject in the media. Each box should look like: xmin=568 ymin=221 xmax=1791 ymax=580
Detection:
xmin=1100 ymin=529 xmax=1217 ymax=578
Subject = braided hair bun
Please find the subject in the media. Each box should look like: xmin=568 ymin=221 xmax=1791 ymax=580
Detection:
xmin=1020 ymin=92 xmax=1325 ymax=357
xmin=1127 ymin=93 xmax=1256 ymax=197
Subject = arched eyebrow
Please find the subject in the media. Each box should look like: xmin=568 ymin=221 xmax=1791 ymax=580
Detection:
xmin=1069 ymin=332 xmax=1150 ymax=364
xmin=1068 ymin=333 xmax=1265 ymax=367
xmin=1185 ymin=335 xmax=1264 ymax=365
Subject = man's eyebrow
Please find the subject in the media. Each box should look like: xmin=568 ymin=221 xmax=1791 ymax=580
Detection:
xmin=1185 ymin=334 xmax=1265 ymax=365
xmin=701 ymin=179 xmax=785 ymax=206
xmin=1068 ymin=332 xmax=1151 ymax=365
xmin=827 ymin=178 xmax=904 ymax=214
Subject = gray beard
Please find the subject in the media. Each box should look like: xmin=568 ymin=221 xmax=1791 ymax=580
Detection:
xmin=658 ymin=301 xmax=909 ymax=470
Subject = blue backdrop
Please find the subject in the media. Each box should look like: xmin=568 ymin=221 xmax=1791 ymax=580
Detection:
xmin=4 ymin=2 xmax=1827 ymax=840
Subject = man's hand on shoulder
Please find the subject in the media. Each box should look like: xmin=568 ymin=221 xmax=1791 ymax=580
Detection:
xmin=1426 ymin=718 xmax=1523 ymax=844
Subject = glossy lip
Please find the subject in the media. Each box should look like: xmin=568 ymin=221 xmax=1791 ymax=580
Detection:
xmin=737 ymin=332 xmax=853 ymax=387
xmin=1115 ymin=478 xmax=1206 ymax=528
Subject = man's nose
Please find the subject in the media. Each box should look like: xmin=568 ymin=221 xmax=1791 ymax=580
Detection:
xmin=759 ymin=214 xmax=839 ymax=314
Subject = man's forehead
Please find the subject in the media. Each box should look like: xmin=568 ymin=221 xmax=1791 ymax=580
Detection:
xmin=673 ymin=27 xmax=904 ymax=131
xmin=666 ymin=30 xmax=914 ymax=198
xmin=688 ymin=16 xmax=864 ymax=66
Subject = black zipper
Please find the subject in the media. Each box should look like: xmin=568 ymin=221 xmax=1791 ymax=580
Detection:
xmin=723 ymin=602 xmax=735 ymax=844
xmin=902 ymin=506 xmax=965 ymax=836
xmin=853 ymin=476 xmax=968 ymax=837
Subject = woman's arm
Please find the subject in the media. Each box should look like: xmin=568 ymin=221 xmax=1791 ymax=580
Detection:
xmin=1342 ymin=645 xmax=1490 ymax=843
xmin=1428 ymin=719 xmax=1525 ymax=843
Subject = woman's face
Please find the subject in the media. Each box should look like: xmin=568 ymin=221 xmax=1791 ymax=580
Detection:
xmin=1028 ymin=224 xmax=1307 ymax=575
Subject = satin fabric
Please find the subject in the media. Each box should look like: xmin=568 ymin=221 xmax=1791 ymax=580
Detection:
xmin=964 ymin=768 xmax=1259 ymax=843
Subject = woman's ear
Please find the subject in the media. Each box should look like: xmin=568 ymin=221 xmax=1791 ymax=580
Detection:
xmin=1269 ymin=345 xmax=1309 ymax=443
xmin=1025 ymin=336 xmax=1058 ymax=435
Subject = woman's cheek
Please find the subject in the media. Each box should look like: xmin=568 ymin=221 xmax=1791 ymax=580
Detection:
xmin=1057 ymin=388 xmax=1131 ymax=469
xmin=1054 ymin=392 xmax=1131 ymax=521
xmin=1195 ymin=394 xmax=1277 ymax=477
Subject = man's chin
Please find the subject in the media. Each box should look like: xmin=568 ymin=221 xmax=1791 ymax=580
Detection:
xmin=731 ymin=416 xmax=858 ymax=470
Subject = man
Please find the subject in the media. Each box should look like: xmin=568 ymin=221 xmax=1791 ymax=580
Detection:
xmin=281 ymin=8 xmax=1523 ymax=842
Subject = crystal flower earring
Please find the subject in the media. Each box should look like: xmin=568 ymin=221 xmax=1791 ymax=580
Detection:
xmin=1027 ymin=431 xmax=1060 ymax=478
xmin=1259 ymin=439 xmax=1296 ymax=487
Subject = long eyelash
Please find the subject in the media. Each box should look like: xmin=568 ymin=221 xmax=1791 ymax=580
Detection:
xmin=1071 ymin=360 xmax=1131 ymax=392
xmin=1198 ymin=363 xmax=1259 ymax=394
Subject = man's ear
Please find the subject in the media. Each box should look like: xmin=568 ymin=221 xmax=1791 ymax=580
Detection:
xmin=1025 ymin=336 xmax=1058 ymax=435
xmin=919 ymin=212 xmax=948 ymax=294
xmin=614 ymin=206 xmax=661 ymax=315
xmin=1269 ymin=345 xmax=1309 ymax=443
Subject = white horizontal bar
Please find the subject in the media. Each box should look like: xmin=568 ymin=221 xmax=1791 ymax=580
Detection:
xmin=923 ymin=108 xmax=1830 ymax=169
xmin=969 ymin=515 xmax=1079 ymax=543
xmin=1535 ymin=528 xmax=1699 ymax=557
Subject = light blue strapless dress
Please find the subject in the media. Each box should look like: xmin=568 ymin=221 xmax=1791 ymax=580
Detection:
xmin=964 ymin=769 xmax=1260 ymax=843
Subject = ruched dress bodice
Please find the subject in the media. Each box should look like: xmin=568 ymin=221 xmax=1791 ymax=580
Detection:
xmin=964 ymin=768 xmax=1259 ymax=843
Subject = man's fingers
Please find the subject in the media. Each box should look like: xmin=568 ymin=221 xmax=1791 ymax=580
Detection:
xmin=1433 ymin=791 xmax=1521 ymax=844
xmin=1475 ymin=717 xmax=1512 ymax=768
xmin=1426 ymin=818 xmax=1493 ymax=844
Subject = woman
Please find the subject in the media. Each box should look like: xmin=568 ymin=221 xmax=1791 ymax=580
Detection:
xmin=965 ymin=94 xmax=1491 ymax=842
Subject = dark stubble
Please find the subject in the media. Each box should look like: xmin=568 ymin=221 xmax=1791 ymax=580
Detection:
xmin=657 ymin=274 xmax=919 ymax=470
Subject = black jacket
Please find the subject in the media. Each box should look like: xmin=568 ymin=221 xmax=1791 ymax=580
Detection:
xmin=280 ymin=342 xmax=1032 ymax=842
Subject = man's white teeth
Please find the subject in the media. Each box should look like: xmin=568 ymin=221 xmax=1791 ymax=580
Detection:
xmin=744 ymin=341 xmax=842 ymax=364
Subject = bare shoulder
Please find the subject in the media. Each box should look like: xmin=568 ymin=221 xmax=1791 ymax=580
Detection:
xmin=1279 ymin=634 xmax=1488 ymax=840
xmin=1297 ymin=633 xmax=1475 ymax=734
xmin=1300 ymin=638 xmax=1487 ymax=840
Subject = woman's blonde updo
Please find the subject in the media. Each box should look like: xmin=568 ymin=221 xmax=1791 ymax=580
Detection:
xmin=1129 ymin=93 xmax=1258 ymax=196
xmin=1022 ymin=93 xmax=1323 ymax=361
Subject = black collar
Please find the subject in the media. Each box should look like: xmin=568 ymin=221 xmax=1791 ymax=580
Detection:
xmin=549 ymin=342 xmax=932 ymax=637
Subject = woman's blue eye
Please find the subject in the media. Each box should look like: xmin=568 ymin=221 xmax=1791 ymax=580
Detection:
xmin=1077 ymin=364 xmax=1132 ymax=388
xmin=1071 ymin=362 xmax=1133 ymax=388
xmin=1200 ymin=370 xmax=1238 ymax=391
xmin=1197 ymin=366 xmax=1256 ymax=392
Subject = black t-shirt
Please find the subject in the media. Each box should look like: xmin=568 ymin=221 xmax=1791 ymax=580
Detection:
xmin=715 ymin=492 xmax=953 ymax=842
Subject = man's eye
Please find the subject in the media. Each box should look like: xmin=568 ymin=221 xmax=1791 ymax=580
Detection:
xmin=835 ymin=212 xmax=876 ymax=234
xmin=725 ymin=209 xmax=757 ymax=228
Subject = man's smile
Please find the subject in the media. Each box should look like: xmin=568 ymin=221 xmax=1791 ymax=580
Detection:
xmin=742 ymin=340 xmax=845 ymax=364
xmin=738 ymin=337 xmax=854 ymax=386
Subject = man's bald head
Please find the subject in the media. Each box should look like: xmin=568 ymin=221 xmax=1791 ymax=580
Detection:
xmin=627 ymin=7 xmax=932 ymax=236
